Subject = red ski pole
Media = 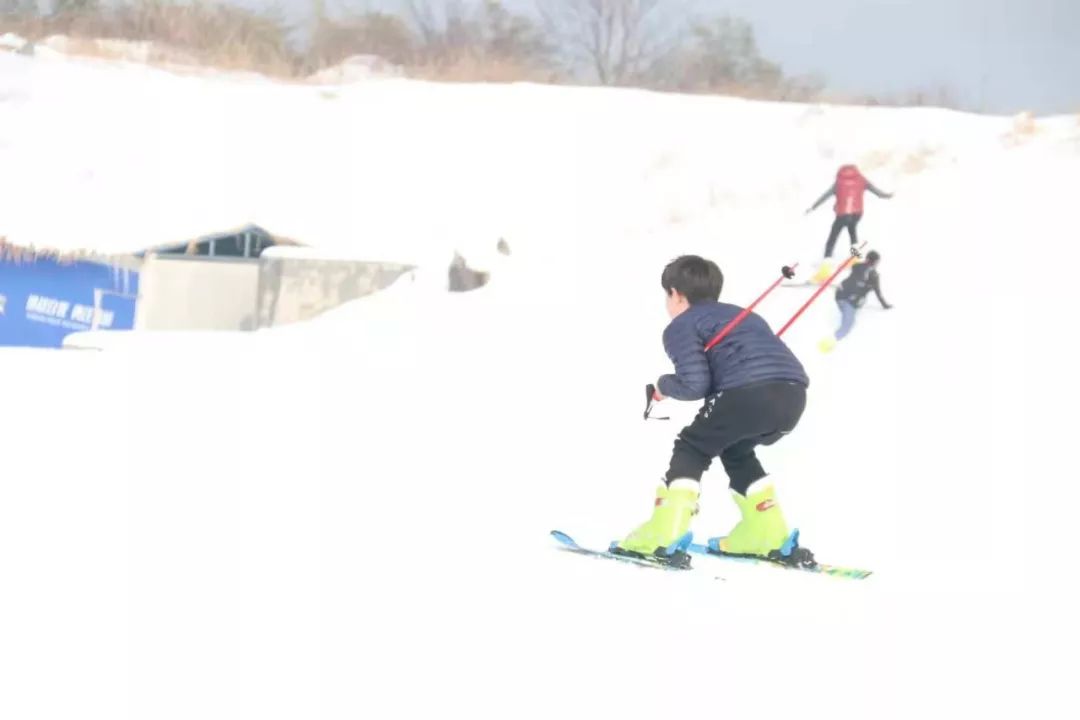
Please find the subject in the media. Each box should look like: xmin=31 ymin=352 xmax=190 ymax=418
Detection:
xmin=704 ymin=263 xmax=799 ymax=352
xmin=776 ymin=244 xmax=866 ymax=337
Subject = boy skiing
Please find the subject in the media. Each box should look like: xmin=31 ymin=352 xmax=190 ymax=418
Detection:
xmin=805 ymin=165 xmax=892 ymax=284
xmin=615 ymin=255 xmax=811 ymax=564
xmin=819 ymin=250 xmax=891 ymax=352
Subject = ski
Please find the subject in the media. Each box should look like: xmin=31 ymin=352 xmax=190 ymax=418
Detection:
xmin=781 ymin=280 xmax=840 ymax=289
xmin=549 ymin=530 xmax=694 ymax=573
xmin=687 ymin=534 xmax=872 ymax=580
xmin=550 ymin=531 xmax=868 ymax=580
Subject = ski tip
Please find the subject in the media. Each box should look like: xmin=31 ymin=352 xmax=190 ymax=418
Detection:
xmin=818 ymin=565 xmax=874 ymax=580
xmin=550 ymin=530 xmax=576 ymax=547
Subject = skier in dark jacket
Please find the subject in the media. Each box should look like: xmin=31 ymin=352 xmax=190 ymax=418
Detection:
xmin=614 ymin=255 xmax=811 ymax=563
xmin=819 ymin=250 xmax=891 ymax=352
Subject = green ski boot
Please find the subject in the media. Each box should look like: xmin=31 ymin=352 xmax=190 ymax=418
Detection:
xmin=710 ymin=481 xmax=792 ymax=558
xmin=614 ymin=480 xmax=699 ymax=564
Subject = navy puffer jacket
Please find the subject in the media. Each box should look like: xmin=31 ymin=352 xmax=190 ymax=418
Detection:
xmin=657 ymin=302 xmax=809 ymax=401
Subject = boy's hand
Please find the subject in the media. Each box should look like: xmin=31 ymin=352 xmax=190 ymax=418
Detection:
xmin=652 ymin=386 xmax=666 ymax=402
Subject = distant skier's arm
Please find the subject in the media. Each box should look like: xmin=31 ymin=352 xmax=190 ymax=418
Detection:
xmin=871 ymin=271 xmax=891 ymax=308
xmin=657 ymin=322 xmax=712 ymax=401
xmin=807 ymin=184 xmax=835 ymax=213
xmin=866 ymin=179 xmax=892 ymax=199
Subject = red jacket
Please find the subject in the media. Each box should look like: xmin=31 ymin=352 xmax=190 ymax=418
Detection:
xmin=834 ymin=165 xmax=868 ymax=215
xmin=809 ymin=165 xmax=890 ymax=217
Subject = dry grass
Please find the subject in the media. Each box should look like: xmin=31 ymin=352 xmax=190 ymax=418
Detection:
xmin=900 ymin=146 xmax=939 ymax=175
xmin=0 ymin=235 xmax=127 ymax=265
xmin=855 ymin=150 xmax=893 ymax=173
xmin=406 ymin=54 xmax=559 ymax=84
xmin=4 ymin=3 xmax=815 ymax=95
xmin=703 ymin=79 xmax=823 ymax=104
xmin=851 ymin=145 xmax=940 ymax=177
xmin=3 ymin=1 xmax=298 ymax=77
xmin=1002 ymin=111 xmax=1038 ymax=147
xmin=3 ymin=6 xmax=559 ymax=84
xmin=816 ymin=85 xmax=969 ymax=112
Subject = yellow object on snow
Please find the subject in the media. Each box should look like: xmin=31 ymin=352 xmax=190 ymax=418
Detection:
xmin=818 ymin=336 xmax=838 ymax=353
xmin=811 ymin=262 xmax=834 ymax=284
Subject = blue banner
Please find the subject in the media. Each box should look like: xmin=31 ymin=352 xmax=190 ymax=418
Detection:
xmin=0 ymin=256 xmax=139 ymax=348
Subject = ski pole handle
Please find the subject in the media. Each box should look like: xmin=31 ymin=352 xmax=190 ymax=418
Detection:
xmin=644 ymin=384 xmax=669 ymax=421
xmin=777 ymin=243 xmax=866 ymax=337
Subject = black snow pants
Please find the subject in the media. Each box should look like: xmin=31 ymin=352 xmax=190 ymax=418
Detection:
xmin=824 ymin=213 xmax=862 ymax=258
xmin=665 ymin=380 xmax=807 ymax=495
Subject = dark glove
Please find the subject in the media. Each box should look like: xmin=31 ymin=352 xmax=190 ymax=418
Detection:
xmin=644 ymin=383 xmax=669 ymax=421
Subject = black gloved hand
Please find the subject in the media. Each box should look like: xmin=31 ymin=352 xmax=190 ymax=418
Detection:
xmin=644 ymin=383 xmax=669 ymax=421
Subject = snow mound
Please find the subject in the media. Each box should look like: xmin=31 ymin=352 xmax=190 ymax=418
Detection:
xmin=307 ymin=54 xmax=404 ymax=84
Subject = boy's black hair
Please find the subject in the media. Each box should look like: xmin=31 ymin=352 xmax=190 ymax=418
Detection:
xmin=661 ymin=255 xmax=723 ymax=304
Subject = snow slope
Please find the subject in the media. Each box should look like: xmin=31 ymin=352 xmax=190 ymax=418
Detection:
xmin=1 ymin=47 xmax=1076 ymax=720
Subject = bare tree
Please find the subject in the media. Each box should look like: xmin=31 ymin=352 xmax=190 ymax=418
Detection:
xmin=310 ymin=10 xmax=416 ymax=68
xmin=1 ymin=0 xmax=36 ymax=16
xmin=407 ymin=0 xmax=479 ymax=61
xmin=407 ymin=0 xmax=550 ymax=68
xmin=51 ymin=0 xmax=99 ymax=15
xmin=655 ymin=16 xmax=780 ymax=93
xmin=642 ymin=15 xmax=822 ymax=101
xmin=482 ymin=0 xmax=550 ymax=66
xmin=538 ymin=0 xmax=673 ymax=85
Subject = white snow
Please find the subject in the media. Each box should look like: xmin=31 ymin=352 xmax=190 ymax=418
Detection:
xmin=1 ymin=49 xmax=1075 ymax=720
xmin=0 ymin=32 xmax=28 ymax=52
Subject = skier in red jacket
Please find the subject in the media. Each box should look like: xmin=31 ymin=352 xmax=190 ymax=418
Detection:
xmin=805 ymin=165 xmax=892 ymax=281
